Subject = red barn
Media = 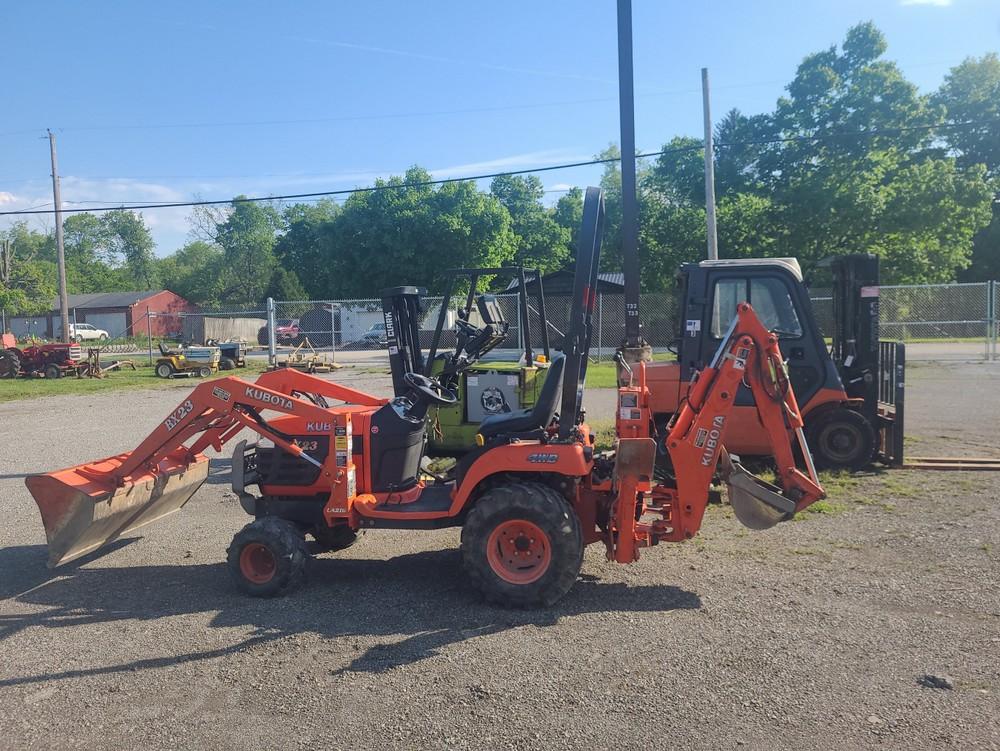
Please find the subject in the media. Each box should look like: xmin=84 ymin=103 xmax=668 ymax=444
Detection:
xmin=7 ymin=290 xmax=198 ymax=340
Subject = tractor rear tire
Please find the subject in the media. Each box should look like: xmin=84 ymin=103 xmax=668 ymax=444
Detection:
xmin=219 ymin=357 xmax=236 ymax=371
xmin=310 ymin=524 xmax=358 ymax=552
xmin=0 ymin=350 xmax=20 ymax=378
xmin=198 ymin=366 xmax=212 ymax=378
xmin=44 ymin=364 xmax=62 ymax=380
xmin=155 ymin=363 xmax=173 ymax=378
xmin=807 ymin=407 xmax=876 ymax=472
xmin=227 ymin=517 xmax=307 ymax=597
xmin=461 ymin=481 xmax=582 ymax=608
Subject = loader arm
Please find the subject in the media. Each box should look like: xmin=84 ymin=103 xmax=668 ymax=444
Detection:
xmin=608 ymin=302 xmax=824 ymax=561
xmin=27 ymin=374 xmax=361 ymax=567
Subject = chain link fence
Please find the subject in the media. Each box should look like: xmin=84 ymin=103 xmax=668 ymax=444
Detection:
xmin=3 ymin=281 xmax=996 ymax=365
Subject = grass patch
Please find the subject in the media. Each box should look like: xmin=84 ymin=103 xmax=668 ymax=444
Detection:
xmin=586 ymin=352 xmax=675 ymax=389
xmin=0 ymin=360 xmax=269 ymax=403
xmin=588 ymin=419 xmax=616 ymax=452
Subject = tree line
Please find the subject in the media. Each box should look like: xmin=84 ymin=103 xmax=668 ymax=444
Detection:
xmin=2 ymin=23 xmax=997 ymax=315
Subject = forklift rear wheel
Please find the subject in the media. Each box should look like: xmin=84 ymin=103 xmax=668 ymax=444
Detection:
xmin=44 ymin=364 xmax=62 ymax=379
xmin=807 ymin=408 xmax=876 ymax=472
xmin=227 ymin=517 xmax=307 ymax=597
xmin=155 ymin=363 xmax=173 ymax=378
xmin=461 ymin=481 xmax=582 ymax=608
xmin=310 ymin=524 xmax=358 ymax=552
xmin=219 ymin=357 xmax=236 ymax=371
xmin=198 ymin=366 xmax=212 ymax=378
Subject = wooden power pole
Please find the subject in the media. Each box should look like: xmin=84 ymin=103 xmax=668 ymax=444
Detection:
xmin=702 ymin=68 xmax=719 ymax=260
xmin=48 ymin=129 xmax=70 ymax=342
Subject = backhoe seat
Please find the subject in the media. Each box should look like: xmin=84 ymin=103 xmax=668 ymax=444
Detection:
xmin=477 ymin=353 xmax=565 ymax=440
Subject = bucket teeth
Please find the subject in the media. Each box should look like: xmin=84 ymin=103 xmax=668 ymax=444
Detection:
xmin=26 ymin=452 xmax=209 ymax=567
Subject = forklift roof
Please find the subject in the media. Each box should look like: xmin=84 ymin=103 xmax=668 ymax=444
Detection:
xmin=696 ymin=257 xmax=802 ymax=281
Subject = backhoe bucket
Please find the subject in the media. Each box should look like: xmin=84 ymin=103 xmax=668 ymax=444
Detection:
xmin=718 ymin=449 xmax=798 ymax=530
xmin=25 ymin=450 xmax=209 ymax=567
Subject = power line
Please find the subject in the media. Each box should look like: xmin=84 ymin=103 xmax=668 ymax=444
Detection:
xmin=1 ymin=117 xmax=996 ymax=218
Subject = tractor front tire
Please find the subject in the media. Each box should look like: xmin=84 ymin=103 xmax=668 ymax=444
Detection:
xmin=807 ymin=408 xmax=876 ymax=472
xmin=198 ymin=366 xmax=212 ymax=378
xmin=219 ymin=357 xmax=236 ymax=371
xmin=227 ymin=517 xmax=307 ymax=597
xmin=310 ymin=524 xmax=358 ymax=552
xmin=44 ymin=364 xmax=62 ymax=379
xmin=461 ymin=481 xmax=582 ymax=608
xmin=155 ymin=363 xmax=173 ymax=378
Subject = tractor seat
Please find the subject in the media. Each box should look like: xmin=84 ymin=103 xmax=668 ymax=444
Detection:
xmin=477 ymin=353 xmax=565 ymax=440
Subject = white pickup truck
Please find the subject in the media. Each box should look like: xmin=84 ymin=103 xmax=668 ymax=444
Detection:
xmin=68 ymin=323 xmax=110 ymax=342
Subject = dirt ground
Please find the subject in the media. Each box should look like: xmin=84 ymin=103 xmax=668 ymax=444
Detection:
xmin=0 ymin=362 xmax=998 ymax=750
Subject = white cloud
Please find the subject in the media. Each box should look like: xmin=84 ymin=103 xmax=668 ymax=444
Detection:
xmin=429 ymin=150 xmax=591 ymax=179
xmin=900 ymin=0 xmax=953 ymax=6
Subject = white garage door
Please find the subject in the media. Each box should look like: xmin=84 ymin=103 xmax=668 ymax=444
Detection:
xmin=83 ymin=312 xmax=128 ymax=338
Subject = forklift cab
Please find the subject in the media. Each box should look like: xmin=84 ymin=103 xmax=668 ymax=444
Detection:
xmin=674 ymin=258 xmax=842 ymax=408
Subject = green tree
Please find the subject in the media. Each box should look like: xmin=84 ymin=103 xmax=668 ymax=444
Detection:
xmin=101 ymin=210 xmax=158 ymax=289
xmin=156 ymin=240 xmax=226 ymax=306
xmin=273 ymin=199 xmax=341 ymax=298
xmin=214 ymin=198 xmax=284 ymax=306
xmin=0 ymin=225 xmax=56 ymax=315
xmin=490 ymin=174 xmax=570 ymax=274
xmin=934 ymin=54 xmax=1000 ymax=280
xmin=263 ymin=266 xmax=309 ymax=301
xmin=322 ymin=167 xmax=516 ymax=297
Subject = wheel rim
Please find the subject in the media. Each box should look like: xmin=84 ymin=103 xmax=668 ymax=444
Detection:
xmin=486 ymin=519 xmax=551 ymax=585
xmin=818 ymin=421 xmax=864 ymax=464
xmin=239 ymin=542 xmax=277 ymax=584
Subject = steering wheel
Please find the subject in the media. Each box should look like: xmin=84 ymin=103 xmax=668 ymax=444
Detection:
xmin=403 ymin=371 xmax=458 ymax=405
xmin=455 ymin=318 xmax=481 ymax=339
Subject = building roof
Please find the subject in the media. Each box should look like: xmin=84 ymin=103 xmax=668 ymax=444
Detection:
xmin=50 ymin=290 xmax=164 ymax=311
xmin=505 ymin=271 xmax=625 ymax=291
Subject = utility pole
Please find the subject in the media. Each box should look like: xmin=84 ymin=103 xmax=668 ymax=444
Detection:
xmin=48 ymin=129 xmax=71 ymax=342
xmin=617 ymin=0 xmax=642 ymax=350
xmin=702 ymin=68 xmax=719 ymax=260
xmin=615 ymin=0 xmax=650 ymax=380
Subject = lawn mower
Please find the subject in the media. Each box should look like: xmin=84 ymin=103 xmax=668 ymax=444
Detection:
xmin=25 ymin=188 xmax=825 ymax=607
xmin=155 ymin=342 xmax=220 ymax=378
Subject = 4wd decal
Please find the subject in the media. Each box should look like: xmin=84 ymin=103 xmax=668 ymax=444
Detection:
xmin=699 ymin=415 xmax=726 ymax=467
xmin=527 ymin=452 xmax=559 ymax=464
xmin=244 ymin=387 xmax=293 ymax=411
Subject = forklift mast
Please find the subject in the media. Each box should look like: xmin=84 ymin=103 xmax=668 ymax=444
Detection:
xmin=381 ymin=286 xmax=426 ymax=396
xmin=825 ymin=254 xmax=880 ymax=404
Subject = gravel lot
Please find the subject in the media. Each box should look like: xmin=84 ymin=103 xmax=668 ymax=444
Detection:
xmin=1 ymin=362 xmax=998 ymax=750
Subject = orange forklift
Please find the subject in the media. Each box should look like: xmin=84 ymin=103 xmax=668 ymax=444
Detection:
xmin=641 ymin=254 xmax=904 ymax=472
xmin=26 ymin=188 xmax=825 ymax=607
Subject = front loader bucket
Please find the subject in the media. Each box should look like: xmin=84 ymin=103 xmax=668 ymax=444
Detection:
xmin=718 ymin=449 xmax=798 ymax=530
xmin=25 ymin=450 xmax=209 ymax=568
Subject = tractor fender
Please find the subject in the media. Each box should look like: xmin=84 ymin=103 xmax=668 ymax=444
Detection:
xmin=449 ymin=441 xmax=591 ymax=516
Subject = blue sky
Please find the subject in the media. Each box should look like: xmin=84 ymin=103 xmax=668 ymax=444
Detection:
xmin=2 ymin=0 xmax=998 ymax=254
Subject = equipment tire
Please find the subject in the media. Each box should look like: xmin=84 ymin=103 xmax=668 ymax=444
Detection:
xmin=155 ymin=363 xmax=173 ymax=378
xmin=0 ymin=350 xmax=20 ymax=378
xmin=461 ymin=481 xmax=582 ymax=608
xmin=310 ymin=524 xmax=358 ymax=552
xmin=219 ymin=357 xmax=236 ymax=371
xmin=807 ymin=408 xmax=876 ymax=472
xmin=227 ymin=517 xmax=307 ymax=597
xmin=44 ymin=363 xmax=62 ymax=379
xmin=198 ymin=366 xmax=212 ymax=378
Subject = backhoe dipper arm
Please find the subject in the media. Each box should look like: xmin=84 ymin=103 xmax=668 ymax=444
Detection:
xmin=664 ymin=303 xmax=824 ymax=540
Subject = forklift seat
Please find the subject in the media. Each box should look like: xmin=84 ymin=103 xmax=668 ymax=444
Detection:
xmin=477 ymin=353 xmax=565 ymax=440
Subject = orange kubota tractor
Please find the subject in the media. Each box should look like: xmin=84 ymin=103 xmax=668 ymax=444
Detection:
xmin=26 ymin=188 xmax=824 ymax=607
